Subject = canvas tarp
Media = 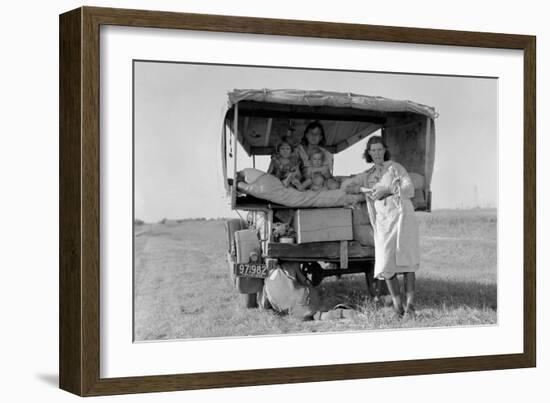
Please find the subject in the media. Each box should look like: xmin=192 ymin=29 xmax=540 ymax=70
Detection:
xmin=224 ymin=89 xmax=437 ymax=156
xmin=227 ymin=89 xmax=438 ymax=119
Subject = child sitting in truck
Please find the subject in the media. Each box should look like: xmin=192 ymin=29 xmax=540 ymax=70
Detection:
xmin=301 ymin=147 xmax=333 ymax=190
xmin=267 ymin=140 xmax=304 ymax=190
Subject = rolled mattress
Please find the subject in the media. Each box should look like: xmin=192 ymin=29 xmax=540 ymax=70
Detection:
xmin=237 ymin=168 xmax=364 ymax=208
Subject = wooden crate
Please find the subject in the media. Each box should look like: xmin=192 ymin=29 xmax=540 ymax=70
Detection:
xmin=293 ymin=208 xmax=353 ymax=244
xmin=267 ymin=240 xmax=374 ymax=259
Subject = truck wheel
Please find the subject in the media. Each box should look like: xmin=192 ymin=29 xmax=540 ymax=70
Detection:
xmin=243 ymin=293 xmax=258 ymax=309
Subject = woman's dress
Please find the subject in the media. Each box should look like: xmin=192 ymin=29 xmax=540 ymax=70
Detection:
xmin=347 ymin=160 xmax=420 ymax=279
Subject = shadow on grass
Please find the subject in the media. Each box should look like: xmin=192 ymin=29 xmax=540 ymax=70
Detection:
xmin=318 ymin=274 xmax=497 ymax=311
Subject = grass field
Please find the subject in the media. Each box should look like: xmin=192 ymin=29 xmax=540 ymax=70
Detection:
xmin=133 ymin=209 xmax=497 ymax=341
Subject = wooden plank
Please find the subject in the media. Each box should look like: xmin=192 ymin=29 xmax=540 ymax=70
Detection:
xmin=59 ymin=8 xmax=83 ymax=396
xmin=81 ymin=6 xmax=102 ymax=395
xmin=82 ymin=7 xmax=532 ymax=50
xmin=523 ymin=36 xmax=537 ymax=368
xmin=294 ymin=208 xmax=353 ymax=244
xmin=340 ymin=241 xmax=348 ymax=269
xmin=267 ymin=241 xmax=374 ymax=259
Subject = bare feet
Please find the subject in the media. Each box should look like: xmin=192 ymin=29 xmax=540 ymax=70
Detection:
xmin=392 ymin=305 xmax=405 ymax=320
xmin=403 ymin=304 xmax=416 ymax=320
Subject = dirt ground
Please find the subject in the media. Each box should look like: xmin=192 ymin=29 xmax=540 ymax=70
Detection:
xmin=134 ymin=210 xmax=497 ymax=341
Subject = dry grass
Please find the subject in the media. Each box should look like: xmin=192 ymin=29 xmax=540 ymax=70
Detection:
xmin=133 ymin=209 xmax=497 ymax=341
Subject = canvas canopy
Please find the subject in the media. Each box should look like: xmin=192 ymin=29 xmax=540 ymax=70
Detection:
xmin=221 ymin=88 xmax=437 ymax=211
xmin=224 ymin=89 xmax=438 ymax=156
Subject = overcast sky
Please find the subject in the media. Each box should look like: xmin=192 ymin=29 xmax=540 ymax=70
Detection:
xmin=134 ymin=61 xmax=497 ymax=222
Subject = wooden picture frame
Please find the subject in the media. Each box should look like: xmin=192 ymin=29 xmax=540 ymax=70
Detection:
xmin=59 ymin=6 xmax=536 ymax=396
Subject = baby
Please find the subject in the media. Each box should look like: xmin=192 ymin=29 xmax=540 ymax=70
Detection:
xmin=309 ymin=172 xmax=326 ymax=191
xmin=302 ymin=147 xmax=332 ymax=189
xmin=267 ymin=140 xmax=304 ymax=190
xmin=308 ymin=175 xmax=341 ymax=191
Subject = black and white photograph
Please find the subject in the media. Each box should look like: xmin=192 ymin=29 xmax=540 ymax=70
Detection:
xmin=133 ymin=61 xmax=497 ymax=341
xmin=3 ymin=0 xmax=544 ymax=400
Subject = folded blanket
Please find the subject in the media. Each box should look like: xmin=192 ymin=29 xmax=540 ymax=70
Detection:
xmin=237 ymin=168 xmax=365 ymax=208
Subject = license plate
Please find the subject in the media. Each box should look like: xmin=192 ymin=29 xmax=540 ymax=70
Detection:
xmin=234 ymin=263 xmax=268 ymax=278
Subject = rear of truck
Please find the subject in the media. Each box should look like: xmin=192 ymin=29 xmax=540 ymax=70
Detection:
xmin=221 ymin=89 xmax=436 ymax=307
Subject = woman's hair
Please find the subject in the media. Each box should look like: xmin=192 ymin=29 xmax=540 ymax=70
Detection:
xmin=301 ymin=120 xmax=326 ymax=146
xmin=275 ymin=139 xmax=294 ymax=154
xmin=363 ymin=136 xmax=391 ymax=163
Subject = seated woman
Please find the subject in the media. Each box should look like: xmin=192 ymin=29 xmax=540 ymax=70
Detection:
xmin=267 ymin=139 xmax=304 ymax=190
xmin=295 ymin=120 xmax=333 ymax=177
xmin=344 ymin=136 xmax=420 ymax=319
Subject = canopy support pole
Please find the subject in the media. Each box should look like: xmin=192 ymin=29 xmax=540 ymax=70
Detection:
xmin=233 ymin=104 xmax=239 ymax=178
xmin=424 ymin=117 xmax=432 ymax=211
xmin=231 ymin=105 xmax=239 ymax=210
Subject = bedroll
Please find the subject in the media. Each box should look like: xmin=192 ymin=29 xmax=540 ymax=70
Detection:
xmin=260 ymin=262 xmax=320 ymax=320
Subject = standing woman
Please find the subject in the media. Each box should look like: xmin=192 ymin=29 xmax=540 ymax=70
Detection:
xmin=295 ymin=121 xmax=333 ymax=175
xmin=345 ymin=136 xmax=420 ymax=318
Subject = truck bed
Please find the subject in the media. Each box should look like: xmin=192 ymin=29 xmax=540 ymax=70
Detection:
xmin=267 ymin=241 xmax=374 ymax=261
